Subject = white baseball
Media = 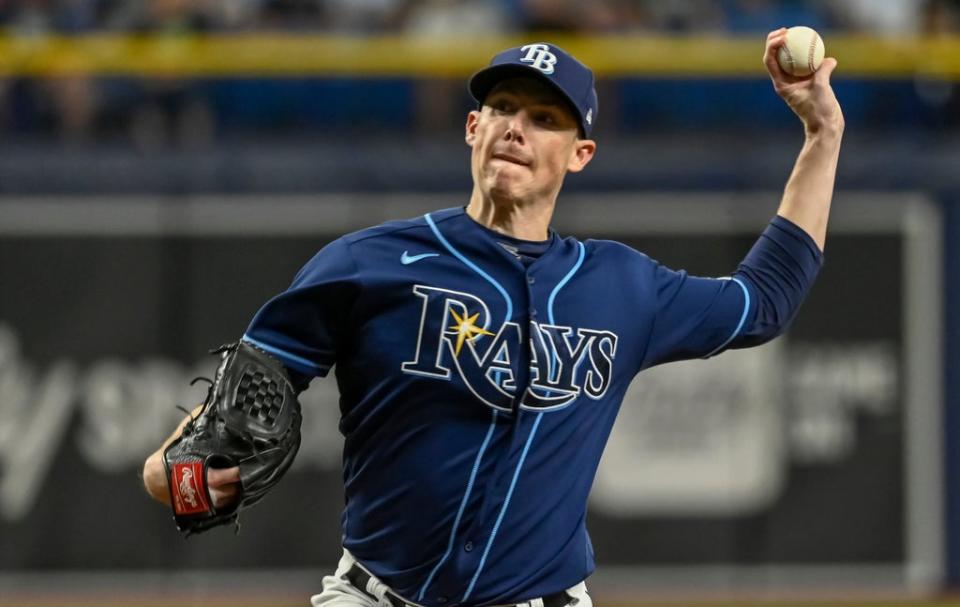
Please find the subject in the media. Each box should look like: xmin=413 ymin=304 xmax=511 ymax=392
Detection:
xmin=776 ymin=26 xmax=825 ymax=78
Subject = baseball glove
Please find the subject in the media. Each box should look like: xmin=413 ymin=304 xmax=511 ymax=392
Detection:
xmin=163 ymin=340 xmax=302 ymax=535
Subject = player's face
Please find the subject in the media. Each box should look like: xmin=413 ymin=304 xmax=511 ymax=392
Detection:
xmin=465 ymin=78 xmax=596 ymax=206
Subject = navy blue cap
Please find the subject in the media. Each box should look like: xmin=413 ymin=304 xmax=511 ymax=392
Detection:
xmin=468 ymin=43 xmax=598 ymax=138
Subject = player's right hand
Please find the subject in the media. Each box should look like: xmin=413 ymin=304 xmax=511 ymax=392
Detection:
xmin=207 ymin=466 xmax=242 ymax=508
xmin=763 ymin=28 xmax=844 ymax=136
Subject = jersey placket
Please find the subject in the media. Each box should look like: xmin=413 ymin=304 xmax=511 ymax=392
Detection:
xmin=424 ymin=261 xmax=545 ymax=606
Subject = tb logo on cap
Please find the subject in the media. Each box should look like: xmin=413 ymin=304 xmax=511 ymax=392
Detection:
xmin=519 ymin=43 xmax=557 ymax=75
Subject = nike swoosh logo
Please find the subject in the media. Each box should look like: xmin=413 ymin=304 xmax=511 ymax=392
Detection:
xmin=401 ymin=251 xmax=440 ymax=265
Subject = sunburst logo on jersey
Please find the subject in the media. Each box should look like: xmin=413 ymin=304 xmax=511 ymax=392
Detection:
xmin=448 ymin=308 xmax=494 ymax=356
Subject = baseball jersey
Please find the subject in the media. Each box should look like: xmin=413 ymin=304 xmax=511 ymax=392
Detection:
xmin=243 ymin=206 xmax=822 ymax=606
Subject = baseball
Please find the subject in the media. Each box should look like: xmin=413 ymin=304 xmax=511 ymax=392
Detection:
xmin=776 ymin=26 xmax=825 ymax=77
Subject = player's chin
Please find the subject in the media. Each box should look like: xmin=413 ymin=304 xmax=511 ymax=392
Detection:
xmin=485 ymin=167 xmax=528 ymax=190
xmin=486 ymin=178 xmax=530 ymax=204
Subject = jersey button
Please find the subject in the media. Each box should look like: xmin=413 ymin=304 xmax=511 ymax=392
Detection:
xmin=527 ymin=276 xmax=536 ymax=284
xmin=464 ymin=541 xmax=473 ymax=552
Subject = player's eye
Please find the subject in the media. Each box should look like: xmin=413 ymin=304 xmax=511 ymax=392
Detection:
xmin=491 ymin=99 xmax=515 ymax=113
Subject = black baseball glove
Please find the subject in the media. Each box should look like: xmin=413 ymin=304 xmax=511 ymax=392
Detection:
xmin=163 ymin=340 xmax=302 ymax=535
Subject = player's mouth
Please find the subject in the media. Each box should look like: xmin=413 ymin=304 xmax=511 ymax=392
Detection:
xmin=491 ymin=152 xmax=531 ymax=167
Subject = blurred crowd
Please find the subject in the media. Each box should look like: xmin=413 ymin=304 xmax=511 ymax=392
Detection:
xmin=0 ymin=0 xmax=960 ymax=34
xmin=1 ymin=0 xmax=959 ymax=34
xmin=0 ymin=0 xmax=958 ymax=146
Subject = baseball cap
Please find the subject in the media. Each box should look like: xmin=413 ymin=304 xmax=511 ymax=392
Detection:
xmin=468 ymin=43 xmax=598 ymax=138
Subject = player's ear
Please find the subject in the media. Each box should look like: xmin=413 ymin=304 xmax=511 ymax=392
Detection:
xmin=567 ymin=138 xmax=596 ymax=173
xmin=465 ymin=110 xmax=481 ymax=146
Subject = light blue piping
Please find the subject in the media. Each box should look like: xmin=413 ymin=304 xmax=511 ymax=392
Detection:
xmin=241 ymin=334 xmax=328 ymax=373
xmin=463 ymin=241 xmax=584 ymax=600
xmin=703 ymin=277 xmax=751 ymax=358
xmin=418 ymin=212 xmax=516 ymax=600
xmin=462 ymin=412 xmax=544 ymax=602
xmin=417 ymin=410 xmax=499 ymax=600
xmin=547 ymin=241 xmax=585 ymax=326
xmin=424 ymin=213 xmax=513 ymax=322
xmin=546 ymin=241 xmax=585 ymax=382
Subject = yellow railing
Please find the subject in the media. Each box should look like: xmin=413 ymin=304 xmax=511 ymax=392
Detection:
xmin=0 ymin=33 xmax=957 ymax=78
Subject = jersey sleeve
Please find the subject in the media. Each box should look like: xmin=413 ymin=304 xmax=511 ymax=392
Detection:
xmin=243 ymin=237 xmax=360 ymax=378
xmin=639 ymin=265 xmax=753 ymax=370
xmin=639 ymin=215 xmax=823 ymax=369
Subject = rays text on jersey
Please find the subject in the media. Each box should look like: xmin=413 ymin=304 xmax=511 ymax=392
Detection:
xmin=401 ymin=285 xmax=617 ymax=412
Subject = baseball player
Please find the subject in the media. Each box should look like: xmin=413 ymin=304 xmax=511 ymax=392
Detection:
xmin=143 ymin=31 xmax=843 ymax=607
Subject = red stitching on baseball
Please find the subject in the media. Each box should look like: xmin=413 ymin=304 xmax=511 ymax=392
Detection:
xmin=807 ymin=34 xmax=817 ymax=73
xmin=781 ymin=45 xmax=794 ymax=74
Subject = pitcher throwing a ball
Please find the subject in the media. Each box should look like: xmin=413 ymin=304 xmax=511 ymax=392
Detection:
xmin=143 ymin=30 xmax=842 ymax=607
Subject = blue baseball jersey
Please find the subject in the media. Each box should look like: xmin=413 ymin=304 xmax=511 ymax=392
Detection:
xmin=244 ymin=206 xmax=822 ymax=606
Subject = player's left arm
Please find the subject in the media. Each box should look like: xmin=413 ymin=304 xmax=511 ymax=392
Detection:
xmin=764 ymin=27 xmax=844 ymax=251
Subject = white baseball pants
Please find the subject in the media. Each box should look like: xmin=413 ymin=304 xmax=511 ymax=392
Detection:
xmin=311 ymin=550 xmax=591 ymax=607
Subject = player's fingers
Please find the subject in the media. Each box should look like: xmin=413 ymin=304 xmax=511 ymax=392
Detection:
xmin=210 ymin=483 xmax=239 ymax=509
xmin=766 ymin=27 xmax=787 ymax=42
xmin=765 ymin=30 xmax=787 ymax=50
xmin=763 ymin=36 xmax=790 ymax=81
xmin=814 ymin=57 xmax=838 ymax=85
xmin=207 ymin=466 xmax=241 ymax=487
xmin=763 ymin=32 xmax=786 ymax=62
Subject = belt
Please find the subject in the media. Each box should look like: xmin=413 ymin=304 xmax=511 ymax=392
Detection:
xmin=344 ymin=563 xmax=575 ymax=607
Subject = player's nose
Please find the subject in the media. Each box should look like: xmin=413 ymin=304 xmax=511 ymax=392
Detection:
xmin=503 ymin=112 xmax=527 ymax=144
